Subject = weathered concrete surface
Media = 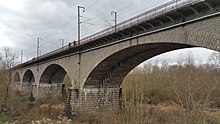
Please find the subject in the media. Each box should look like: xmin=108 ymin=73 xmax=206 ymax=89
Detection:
xmin=82 ymin=15 xmax=220 ymax=88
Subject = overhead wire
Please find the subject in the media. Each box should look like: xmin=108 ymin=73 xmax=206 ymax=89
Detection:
xmin=79 ymin=0 xmax=148 ymax=37
xmin=92 ymin=0 xmax=146 ymax=23
xmin=17 ymin=0 xmax=104 ymax=60
xmin=34 ymin=0 xmax=103 ymax=54
xmin=41 ymin=0 xmax=144 ymax=44
xmin=28 ymin=0 xmax=166 ymax=58
xmin=43 ymin=20 xmax=75 ymax=41
xmin=42 ymin=0 xmax=102 ymax=41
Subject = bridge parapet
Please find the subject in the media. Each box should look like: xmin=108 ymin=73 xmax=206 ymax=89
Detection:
xmin=80 ymin=0 xmax=203 ymax=44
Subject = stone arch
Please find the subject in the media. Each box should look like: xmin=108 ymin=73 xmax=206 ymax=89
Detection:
xmin=21 ymin=69 xmax=35 ymax=96
xmin=22 ymin=69 xmax=35 ymax=84
xmin=83 ymin=42 xmax=196 ymax=88
xmin=13 ymin=72 xmax=20 ymax=83
xmin=12 ymin=72 xmax=21 ymax=91
xmin=38 ymin=64 xmax=72 ymax=98
xmin=40 ymin=64 xmax=70 ymax=84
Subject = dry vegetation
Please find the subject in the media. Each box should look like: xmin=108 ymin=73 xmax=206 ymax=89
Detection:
xmin=118 ymin=63 xmax=220 ymax=123
xmin=96 ymin=55 xmax=220 ymax=124
xmin=0 ymin=52 xmax=220 ymax=123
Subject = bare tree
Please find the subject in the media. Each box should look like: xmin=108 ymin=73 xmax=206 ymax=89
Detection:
xmin=0 ymin=47 xmax=18 ymax=112
xmin=209 ymin=52 xmax=220 ymax=69
xmin=167 ymin=54 xmax=219 ymax=123
xmin=0 ymin=52 xmax=2 ymax=61
xmin=0 ymin=54 xmax=2 ymax=67
xmin=3 ymin=47 xmax=18 ymax=69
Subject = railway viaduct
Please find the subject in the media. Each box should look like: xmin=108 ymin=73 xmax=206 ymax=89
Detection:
xmin=10 ymin=0 xmax=220 ymax=115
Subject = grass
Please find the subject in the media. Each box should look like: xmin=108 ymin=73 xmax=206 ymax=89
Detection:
xmin=0 ymin=112 xmax=13 ymax=123
xmin=205 ymin=109 xmax=220 ymax=123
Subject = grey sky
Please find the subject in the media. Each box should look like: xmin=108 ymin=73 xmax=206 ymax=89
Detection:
xmin=0 ymin=0 xmax=216 ymax=64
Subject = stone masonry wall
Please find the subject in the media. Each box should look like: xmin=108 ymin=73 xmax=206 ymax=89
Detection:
xmin=67 ymin=88 xmax=122 ymax=113
xmin=37 ymin=83 xmax=63 ymax=98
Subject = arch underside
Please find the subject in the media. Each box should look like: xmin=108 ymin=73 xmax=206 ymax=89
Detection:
xmin=21 ymin=70 xmax=35 ymax=96
xmin=40 ymin=64 xmax=67 ymax=84
xmin=38 ymin=64 xmax=72 ymax=98
xmin=84 ymin=43 xmax=195 ymax=88
xmin=22 ymin=70 xmax=35 ymax=84
xmin=14 ymin=72 xmax=20 ymax=82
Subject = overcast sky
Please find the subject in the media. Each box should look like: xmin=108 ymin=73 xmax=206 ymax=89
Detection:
xmin=0 ymin=0 xmax=216 ymax=64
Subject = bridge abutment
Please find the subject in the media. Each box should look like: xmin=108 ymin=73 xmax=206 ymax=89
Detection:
xmin=65 ymin=88 xmax=122 ymax=115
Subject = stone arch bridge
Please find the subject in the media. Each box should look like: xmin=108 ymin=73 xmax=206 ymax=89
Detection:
xmin=10 ymin=0 xmax=220 ymax=113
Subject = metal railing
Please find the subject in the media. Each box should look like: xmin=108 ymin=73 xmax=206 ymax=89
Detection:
xmin=24 ymin=0 xmax=204 ymax=66
xmin=80 ymin=0 xmax=204 ymax=44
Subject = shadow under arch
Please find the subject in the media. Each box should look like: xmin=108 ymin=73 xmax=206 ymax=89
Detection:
xmin=13 ymin=72 xmax=20 ymax=83
xmin=22 ymin=69 xmax=35 ymax=96
xmin=22 ymin=69 xmax=35 ymax=84
xmin=12 ymin=72 xmax=21 ymax=91
xmin=84 ymin=42 xmax=196 ymax=88
xmin=39 ymin=64 xmax=72 ymax=99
